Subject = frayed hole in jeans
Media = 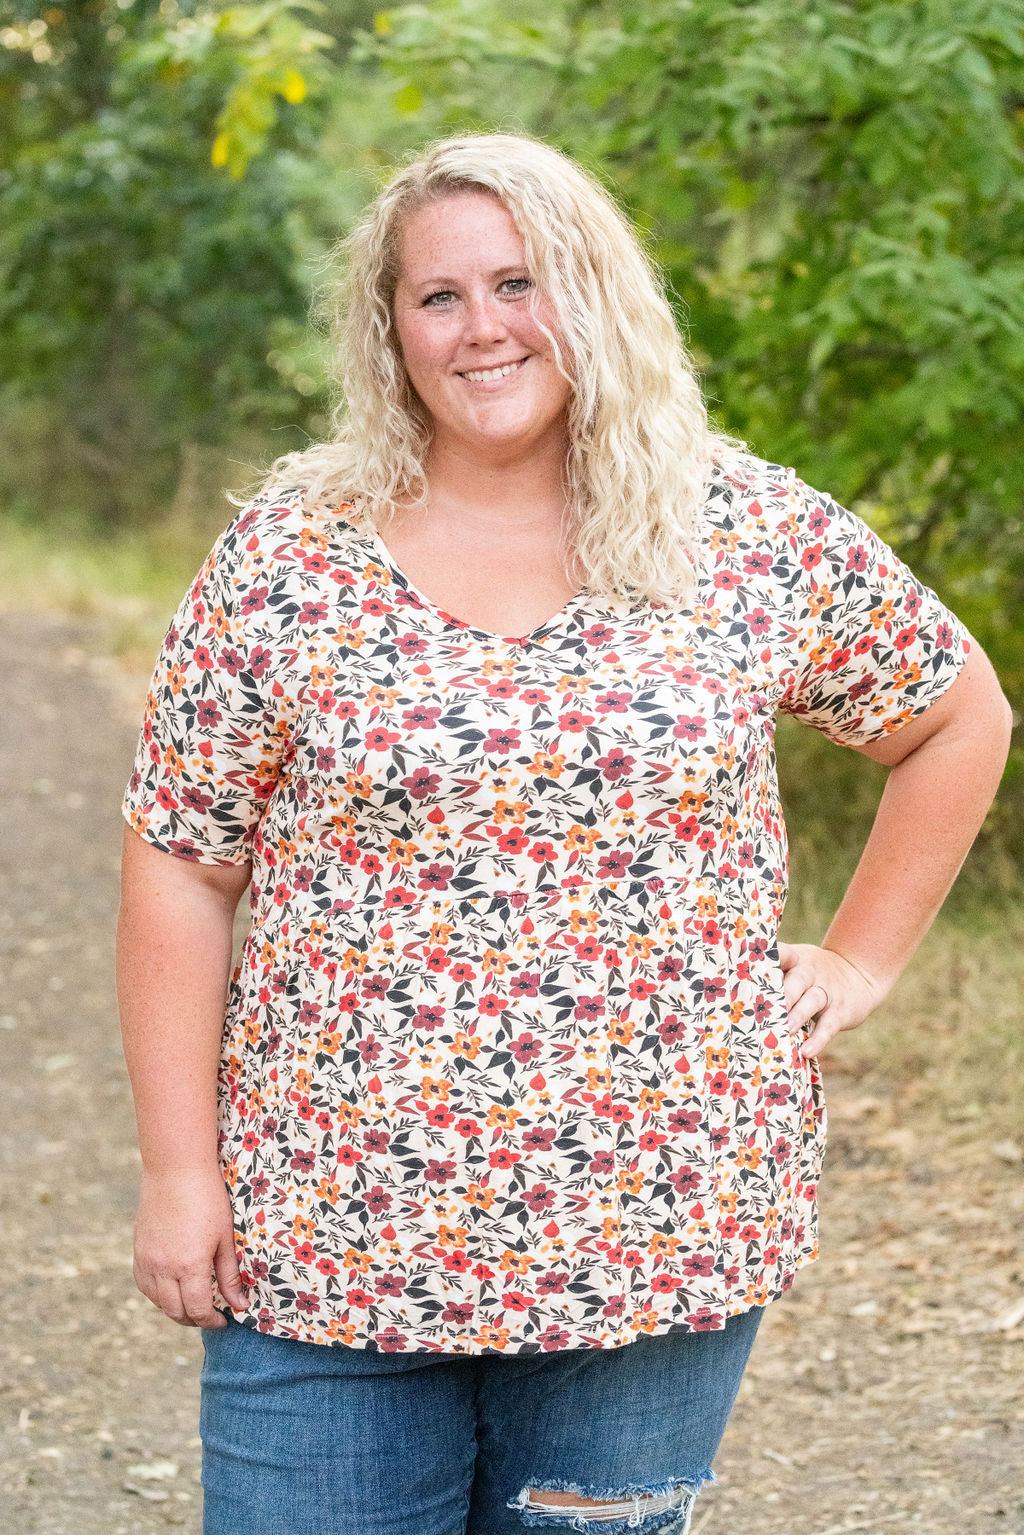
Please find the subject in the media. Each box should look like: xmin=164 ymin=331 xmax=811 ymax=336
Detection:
xmin=513 ymin=1480 xmax=697 ymax=1531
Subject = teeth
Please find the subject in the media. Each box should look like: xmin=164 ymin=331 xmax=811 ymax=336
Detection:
xmin=461 ymin=360 xmax=524 ymax=382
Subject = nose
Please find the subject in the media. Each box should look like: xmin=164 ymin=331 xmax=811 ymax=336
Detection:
xmin=461 ymin=289 xmax=509 ymax=348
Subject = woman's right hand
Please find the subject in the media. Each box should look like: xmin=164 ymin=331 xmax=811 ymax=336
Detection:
xmin=132 ymin=1166 xmax=249 ymax=1329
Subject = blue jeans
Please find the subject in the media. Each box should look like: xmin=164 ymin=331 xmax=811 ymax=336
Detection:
xmin=199 ymin=1308 xmax=762 ymax=1535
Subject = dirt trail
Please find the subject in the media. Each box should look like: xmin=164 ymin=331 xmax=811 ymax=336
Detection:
xmin=1 ymin=610 xmax=1021 ymax=1535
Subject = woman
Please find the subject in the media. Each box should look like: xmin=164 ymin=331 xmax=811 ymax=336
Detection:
xmin=117 ymin=134 xmax=1011 ymax=1535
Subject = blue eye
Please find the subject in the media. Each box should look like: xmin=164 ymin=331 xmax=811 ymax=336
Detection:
xmin=502 ymin=277 xmax=532 ymax=296
xmin=423 ymin=290 xmax=456 ymax=307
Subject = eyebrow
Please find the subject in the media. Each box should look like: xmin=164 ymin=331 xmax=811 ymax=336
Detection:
xmin=405 ymin=265 xmax=529 ymax=289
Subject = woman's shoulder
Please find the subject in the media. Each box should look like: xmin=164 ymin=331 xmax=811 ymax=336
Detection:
xmin=202 ymin=484 xmax=369 ymax=599
xmin=703 ymin=452 xmax=802 ymax=540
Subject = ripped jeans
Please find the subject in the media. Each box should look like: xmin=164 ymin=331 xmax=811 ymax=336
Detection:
xmin=200 ymin=1307 xmax=762 ymax=1535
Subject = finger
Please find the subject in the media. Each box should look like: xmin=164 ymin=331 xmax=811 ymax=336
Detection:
xmin=782 ymin=961 xmax=820 ymax=1011
xmin=213 ymin=1235 xmax=249 ymax=1313
xmin=178 ymin=1269 xmax=226 ymax=1330
xmin=777 ymin=942 xmax=798 ymax=972
xmin=782 ymin=965 xmax=806 ymax=1009
xmin=133 ymin=1260 xmax=160 ymax=1312
xmin=154 ymin=1274 xmax=196 ymax=1328
xmin=800 ymin=1011 xmax=842 ymax=1058
xmin=784 ymin=982 xmax=830 ymax=1034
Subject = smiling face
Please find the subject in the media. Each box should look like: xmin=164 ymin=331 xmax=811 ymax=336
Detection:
xmin=391 ymin=191 xmax=571 ymax=468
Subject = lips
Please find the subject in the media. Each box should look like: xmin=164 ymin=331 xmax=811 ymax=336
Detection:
xmin=458 ymin=357 xmax=529 ymax=383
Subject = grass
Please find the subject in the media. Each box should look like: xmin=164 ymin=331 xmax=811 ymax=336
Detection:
xmin=0 ymin=505 xmax=220 ymax=666
xmin=3 ymin=506 xmax=1020 ymax=1142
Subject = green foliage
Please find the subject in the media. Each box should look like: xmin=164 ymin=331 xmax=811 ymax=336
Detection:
xmin=0 ymin=0 xmax=342 ymax=522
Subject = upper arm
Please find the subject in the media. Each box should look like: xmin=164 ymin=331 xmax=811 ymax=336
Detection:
xmin=120 ymin=822 xmax=252 ymax=912
xmin=852 ymin=639 xmax=1013 ymax=768
xmin=777 ymin=477 xmax=973 ymax=749
xmin=120 ymin=504 xmax=292 ymax=866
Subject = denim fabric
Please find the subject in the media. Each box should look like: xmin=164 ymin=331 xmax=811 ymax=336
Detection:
xmin=199 ymin=1307 xmax=762 ymax=1535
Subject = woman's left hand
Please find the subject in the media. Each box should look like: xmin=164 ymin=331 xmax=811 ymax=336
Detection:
xmin=778 ymin=942 xmax=889 ymax=1059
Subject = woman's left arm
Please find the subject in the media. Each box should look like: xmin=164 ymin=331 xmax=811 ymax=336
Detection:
xmin=781 ymin=643 xmax=1013 ymax=1057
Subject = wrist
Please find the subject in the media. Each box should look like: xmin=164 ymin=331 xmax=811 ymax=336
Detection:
xmin=140 ymin=1160 xmax=223 ymax=1183
xmin=821 ymin=941 xmax=897 ymax=998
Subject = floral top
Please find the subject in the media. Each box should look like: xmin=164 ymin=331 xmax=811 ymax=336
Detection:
xmin=122 ymin=455 xmax=969 ymax=1354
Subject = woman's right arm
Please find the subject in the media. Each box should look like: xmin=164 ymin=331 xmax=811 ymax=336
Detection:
xmin=116 ymin=826 xmax=253 ymax=1329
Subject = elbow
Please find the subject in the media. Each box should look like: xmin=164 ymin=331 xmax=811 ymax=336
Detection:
xmin=988 ymin=680 xmax=1015 ymax=763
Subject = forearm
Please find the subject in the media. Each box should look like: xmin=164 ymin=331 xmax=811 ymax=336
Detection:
xmin=116 ymin=836 xmax=247 ymax=1175
xmin=822 ymin=711 xmax=1010 ymax=990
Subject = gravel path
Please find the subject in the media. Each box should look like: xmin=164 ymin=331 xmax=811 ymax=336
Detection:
xmin=1 ymin=610 xmax=1021 ymax=1534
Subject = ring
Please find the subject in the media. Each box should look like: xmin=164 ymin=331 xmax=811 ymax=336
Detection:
xmin=811 ymin=983 xmax=830 ymax=1013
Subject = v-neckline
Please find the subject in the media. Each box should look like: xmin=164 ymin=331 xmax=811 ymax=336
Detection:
xmin=369 ymin=530 xmax=590 ymax=648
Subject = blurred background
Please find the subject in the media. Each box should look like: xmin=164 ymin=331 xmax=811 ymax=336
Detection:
xmin=1 ymin=3 xmax=1022 ymax=1531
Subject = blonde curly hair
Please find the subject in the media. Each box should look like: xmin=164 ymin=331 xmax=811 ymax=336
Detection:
xmin=260 ymin=132 xmax=741 ymax=606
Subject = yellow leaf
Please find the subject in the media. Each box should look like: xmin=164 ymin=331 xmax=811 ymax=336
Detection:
xmin=211 ymin=132 xmax=230 ymax=169
xmin=394 ymin=82 xmax=422 ymax=115
xmin=281 ymin=67 xmax=306 ymax=104
xmin=374 ymin=12 xmax=392 ymax=35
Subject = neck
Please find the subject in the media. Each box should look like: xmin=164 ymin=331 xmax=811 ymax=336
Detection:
xmin=420 ymin=430 xmax=569 ymax=534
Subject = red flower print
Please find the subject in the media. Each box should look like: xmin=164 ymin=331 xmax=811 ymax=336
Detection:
xmin=403 ymin=703 xmax=441 ymax=729
xmin=366 ymin=726 xmax=400 ymax=750
xmin=539 ymin=1326 xmax=573 ymax=1351
xmin=425 ymin=1159 xmax=457 ymax=1184
xmin=239 ymin=585 xmax=268 ymax=615
xmin=417 ymin=863 xmax=454 ymax=891
xmin=682 ymin=1253 xmax=714 ymax=1278
xmin=511 ymin=1032 xmax=542 ymax=1063
xmin=689 ymin=1308 xmax=724 ymax=1331
xmin=441 ymin=1302 xmax=475 ymax=1324
xmin=374 ymin=1274 xmax=407 ymax=1297
xmin=482 ymin=727 xmax=521 ymax=754
xmin=298 ymin=600 xmax=328 ymax=626
xmin=595 ymin=690 xmax=631 ymax=712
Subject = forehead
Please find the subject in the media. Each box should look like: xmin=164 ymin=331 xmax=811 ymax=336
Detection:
xmin=396 ymin=191 xmax=527 ymax=283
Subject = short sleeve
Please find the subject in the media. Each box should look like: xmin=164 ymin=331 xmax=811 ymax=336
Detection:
xmin=777 ymin=473 xmax=971 ymax=746
xmin=121 ymin=510 xmax=290 ymax=864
